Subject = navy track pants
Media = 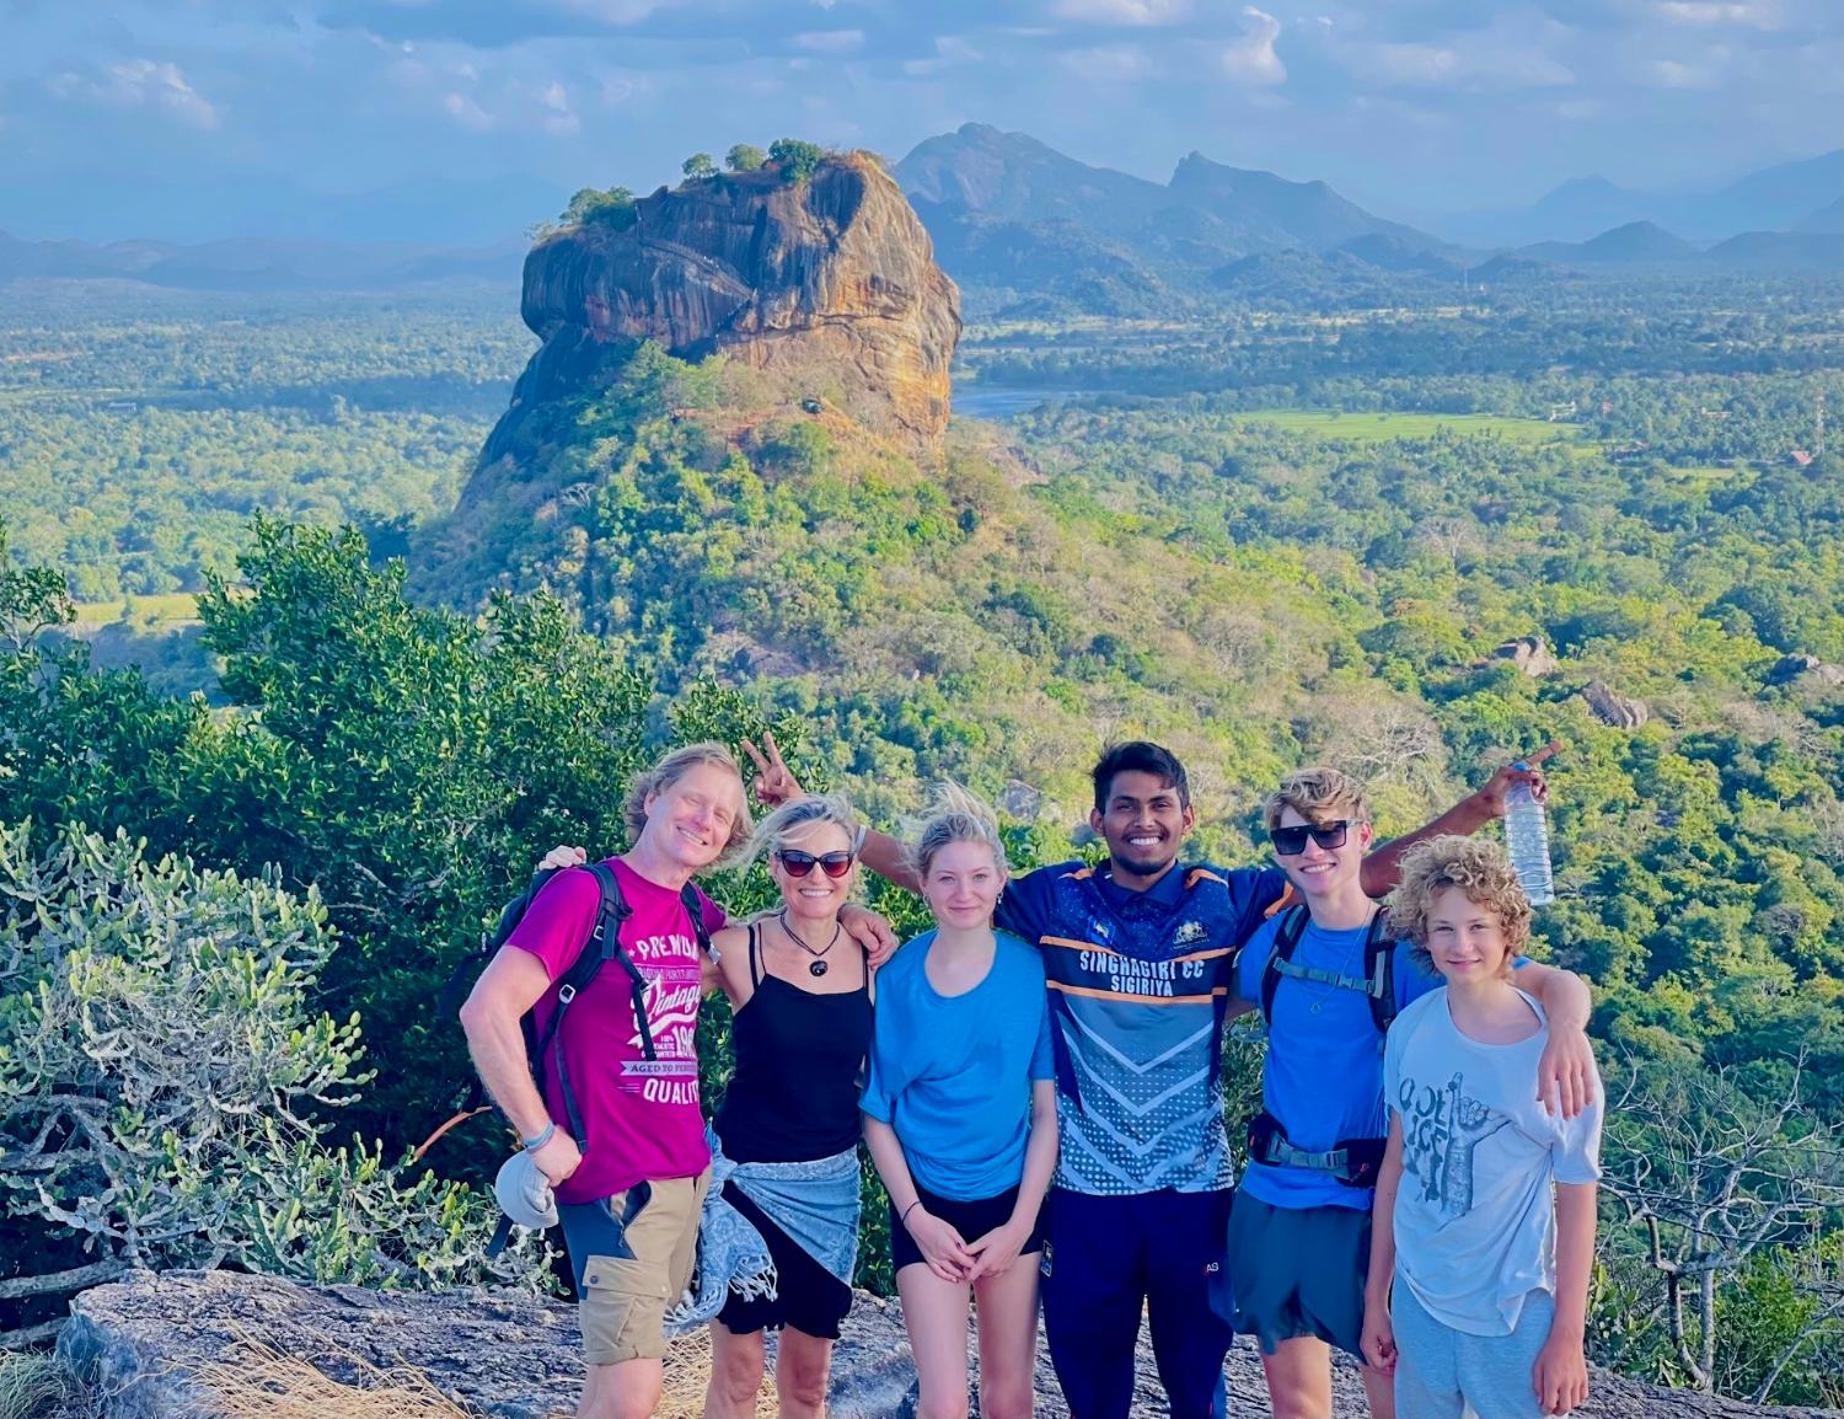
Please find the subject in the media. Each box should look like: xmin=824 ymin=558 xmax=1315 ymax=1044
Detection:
xmin=1041 ymin=1187 xmax=1234 ymax=1419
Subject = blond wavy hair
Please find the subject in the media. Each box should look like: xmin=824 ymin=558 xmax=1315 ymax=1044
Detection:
xmin=903 ymin=782 xmax=1009 ymax=881
xmin=739 ymin=793 xmax=864 ymax=871
xmin=622 ymin=742 xmax=753 ymax=859
xmin=1262 ymin=765 xmax=1373 ymax=833
xmin=1386 ymin=834 xmax=1531 ymax=975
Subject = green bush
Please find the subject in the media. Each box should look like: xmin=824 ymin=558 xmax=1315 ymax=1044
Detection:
xmin=0 ymin=821 xmax=551 ymax=1339
xmin=768 ymin=139 xmax=825 ymax=184
xmin=560 ymin=186 xmax=638 ymax=230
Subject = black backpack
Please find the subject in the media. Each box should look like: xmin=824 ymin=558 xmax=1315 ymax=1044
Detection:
xmin=420 ymin=861 xmax=711 ymax=1160
xmin=1255 ymin=904 xmax=1398 ymax=1036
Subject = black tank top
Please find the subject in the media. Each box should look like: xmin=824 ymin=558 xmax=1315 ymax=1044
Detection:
xmin=714 ymin=923 xmax=874 ymax=1164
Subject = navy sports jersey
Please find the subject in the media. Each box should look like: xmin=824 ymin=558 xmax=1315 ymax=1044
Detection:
xmin=998 ymin=859 xmax=1287 ymax=1195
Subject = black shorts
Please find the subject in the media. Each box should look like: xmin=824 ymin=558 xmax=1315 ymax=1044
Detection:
xmin=888 ymin=1181 xmax=1047 ymax=1274
xmin=715 ymin=1181 xmax=854 ymax=1339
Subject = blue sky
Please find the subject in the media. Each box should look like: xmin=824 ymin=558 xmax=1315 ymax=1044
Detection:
xmin=4 ymin=0 xmax=1838 ymax=240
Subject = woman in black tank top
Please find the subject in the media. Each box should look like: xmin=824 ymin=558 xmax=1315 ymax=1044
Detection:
xmin=703 ymin=795 xmax=874 ymax=1419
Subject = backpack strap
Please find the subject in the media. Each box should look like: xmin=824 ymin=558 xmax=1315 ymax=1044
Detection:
xmin=1364 ymin=908 xmax=1397 ymax=1035
xmin=528 ymin=862 xmax=644 ymax=1150
xmin=680 ymin=882 xmax=713 ymax=956
xmin=1258 ymin=906 xmax=1310 ymax=1027
xmin=1261 ymin=905 xmax=1396 ymax=1035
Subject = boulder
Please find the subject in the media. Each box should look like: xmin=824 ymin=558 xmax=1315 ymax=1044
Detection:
xmin=996 ymin=779 xmax=1046 ymax=822
xmin=492 ymin=155 xmax=960 ymax=455
xmin=1768 ymin=653 xmax=1844 ymax=688
xmin=1492 ymin=636 xmax=1558 ymax=677
xmin=54 ymin=1270 xmax=1843 ymax=1419
xmin=1582 ymin=680 xmax=1650 ymax=729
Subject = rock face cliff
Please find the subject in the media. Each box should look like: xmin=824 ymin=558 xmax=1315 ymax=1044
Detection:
xmin=487 ymin=154 xmax=960 ymax=457
xmin=55 ymin=1270 xmax=1844 ymax=1419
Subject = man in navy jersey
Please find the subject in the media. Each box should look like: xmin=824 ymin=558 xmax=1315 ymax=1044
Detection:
xmin=747 ymin=738 xmax=1592 ymax=1419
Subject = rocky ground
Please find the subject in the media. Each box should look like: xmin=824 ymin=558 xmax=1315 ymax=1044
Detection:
xmin=52 ymin=1270 xmax=1843 ymax=1419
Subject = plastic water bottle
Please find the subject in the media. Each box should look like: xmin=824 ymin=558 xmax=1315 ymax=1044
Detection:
xmin=1504 ymin=762 xmax=1555 ymax=906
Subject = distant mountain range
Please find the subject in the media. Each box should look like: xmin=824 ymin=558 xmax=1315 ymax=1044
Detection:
xmin=895 ymin=123 xmax=1457 ymax=311
xmin=1438 ymin=150 xmax=1843 ymax=245
xmin=0 ymin=231 xmax=525 ymax=291
xmin=892 ymin=125 xmax=1838 ymax=312
xmin=1 ymin=127 xmax=1833 ymax=304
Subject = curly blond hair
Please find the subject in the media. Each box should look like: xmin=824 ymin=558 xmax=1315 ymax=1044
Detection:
xmin=1262 ymin=766 xmax=1372 ymax=833
xmin=1386 ymin=834 xmax=1531 ymax=976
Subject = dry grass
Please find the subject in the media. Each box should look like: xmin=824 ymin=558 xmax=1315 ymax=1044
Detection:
xmin=189 ymin=1326 xmax=778 ymax=1419
xmin=0 ymin=1351 xmax=97 ymax=1419
xmin=193 ymin=1337 xmax=477 ymax=1418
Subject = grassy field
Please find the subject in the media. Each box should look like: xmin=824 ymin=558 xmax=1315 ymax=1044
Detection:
xmin=1235 ymin=409 xmax=1585 ymax=445
xmin=71 ymin=593 xmax=201 ymax=627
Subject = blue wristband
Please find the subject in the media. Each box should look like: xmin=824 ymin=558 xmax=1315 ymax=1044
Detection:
xmin=522 ymin=1121 xmax=557 ymax=1153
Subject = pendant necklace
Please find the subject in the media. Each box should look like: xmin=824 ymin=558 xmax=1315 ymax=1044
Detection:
xmin=779 ymin=910 xmax=843 ymax=977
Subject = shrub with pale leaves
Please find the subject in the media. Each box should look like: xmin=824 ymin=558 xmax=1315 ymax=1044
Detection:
xmin=0 ymin=821 xmax=549 ymax=1336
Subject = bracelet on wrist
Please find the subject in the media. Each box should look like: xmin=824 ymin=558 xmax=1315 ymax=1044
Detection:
xmin=522 ymin=1121 xmax=557 ymax=1153
xmin=900 ymin=1198 xmax=923 ymax=1224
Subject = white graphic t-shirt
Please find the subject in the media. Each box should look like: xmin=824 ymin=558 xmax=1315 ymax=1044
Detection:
xmin=1383 ymin=987 xmax=1603 ymax=1336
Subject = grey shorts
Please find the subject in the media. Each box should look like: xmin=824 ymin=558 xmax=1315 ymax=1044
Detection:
xmin=1393 ymin=1280 xmax=1562 ymax=1419
xmin=1225 ymin=1191 xmax=1370 ymax=1358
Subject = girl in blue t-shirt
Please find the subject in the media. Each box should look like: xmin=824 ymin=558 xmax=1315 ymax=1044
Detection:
xmin=862 ymin=786 xmax=1058 ymax=1419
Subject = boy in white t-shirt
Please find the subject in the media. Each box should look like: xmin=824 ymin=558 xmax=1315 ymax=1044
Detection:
xmin=1361 ymin=836 xmax=1603 ymax=1419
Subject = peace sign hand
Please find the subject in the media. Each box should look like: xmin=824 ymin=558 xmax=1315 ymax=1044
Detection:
xmin=742 ymin=731 xmax=806 ymax=809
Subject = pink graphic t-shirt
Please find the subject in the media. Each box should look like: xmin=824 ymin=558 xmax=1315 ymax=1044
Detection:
xmin=508 ymin=858 xmax=726 ymax=1204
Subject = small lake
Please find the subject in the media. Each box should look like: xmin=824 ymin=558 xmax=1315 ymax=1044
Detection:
xmin=951 ymin=386 xmax=1086 ymax=420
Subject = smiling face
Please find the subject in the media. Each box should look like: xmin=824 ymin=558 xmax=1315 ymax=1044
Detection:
xmin=1091 ymin=768 xmax=1195 ymax=881
xmin=1424 ymin=885 xmax=1517 ymax=982
xmin=641 ymin=762 xmax=746 ymax=873
xmin=1272 ymin=804 xmax=1374 ymax=901
xmin=768 ymin=820 xmax=856 ymax=924
xmin=921 ymin=837 xmax=1008 ymax=932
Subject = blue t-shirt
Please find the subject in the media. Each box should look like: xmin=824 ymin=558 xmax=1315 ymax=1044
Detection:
xmin=998 ymin=860 xmax=1289 ymax=1195
xmin=860 ymin=929 xmax=1055 ymax=1202
xmin=1235 ymin=912 xmax=1531 ymax=1212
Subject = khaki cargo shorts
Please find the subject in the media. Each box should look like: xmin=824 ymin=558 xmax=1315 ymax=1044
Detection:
xmin=557 ymin=1169 xmax=711 ymax=1365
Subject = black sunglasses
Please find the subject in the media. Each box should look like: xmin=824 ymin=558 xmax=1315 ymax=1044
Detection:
xmin=776 ymin=849 xmax=856 ymax=879
xmin=1270 ymin=820 xmax=1350 ymax=856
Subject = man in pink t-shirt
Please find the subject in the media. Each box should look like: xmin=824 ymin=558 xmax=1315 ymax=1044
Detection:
xmin=462 ymin=740 xmax=894 ymax=1419
xmin=461 ymin=743 xmax=747 ymax=1419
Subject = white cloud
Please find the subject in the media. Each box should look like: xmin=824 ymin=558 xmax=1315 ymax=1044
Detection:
xmin=1050 ymin=0 xmax=1189 ymax=26
xmin=903 ymin=35 xmax=984 ymax=76
xmin=551 ymin=0 xmax=670 ymax=23
xmin=1653 ymin=0 xmax=1782 ymax=27
xmin=1059 ymin=43 xmax=1155 ymax=81
xmin=791 ymin=29 xmax=865 ymax=54
xmin=1334 ymin=18 xmax=1574 ymax=91
xmin=1646 ymin=55 xmax=1723 ymax=86
xmin=47 ymin=58 xmax=220 ymax=130
xmin=1221 ymin=7 xmax=1286 ymax=85
xmin=441 ymin=89 xmax=495 ymax=130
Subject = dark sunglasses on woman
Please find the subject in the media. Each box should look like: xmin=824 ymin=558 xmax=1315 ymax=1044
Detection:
xmin=1269 ymin=820 xmax=1350 ymax=856
xmin=776 ymin=849 xmax=857 ymax=879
